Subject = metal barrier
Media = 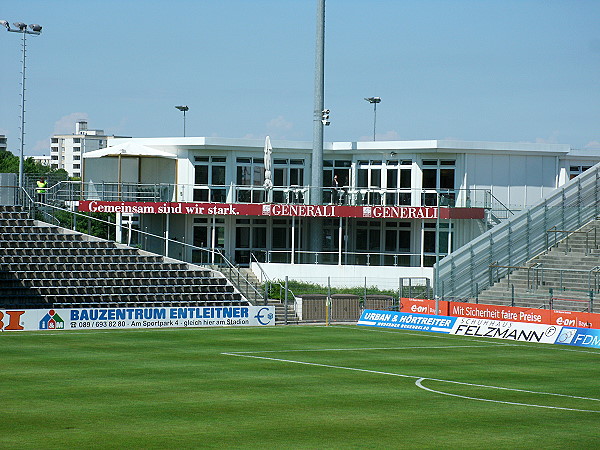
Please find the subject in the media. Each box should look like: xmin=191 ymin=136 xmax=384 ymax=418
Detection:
xmin=436 ymin=163 xmax=600 ymax=300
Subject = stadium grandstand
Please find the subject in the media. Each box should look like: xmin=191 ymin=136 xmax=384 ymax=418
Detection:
xmin=1 ymin=136 xmax=600 ymax=324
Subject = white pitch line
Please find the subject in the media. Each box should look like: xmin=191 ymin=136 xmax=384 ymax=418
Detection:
xmin=415 ymin=378 xmax=600 ymax=413
xmin=222 ymin=351 xmax=600 ymax=413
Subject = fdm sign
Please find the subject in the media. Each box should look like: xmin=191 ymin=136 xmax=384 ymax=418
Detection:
xmin=0 ymin=306 xmax=275 ymax=331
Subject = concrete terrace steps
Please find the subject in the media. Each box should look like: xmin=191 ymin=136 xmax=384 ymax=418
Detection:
xmin=0 ymin=205 xmax=247 ymax=310
xmin=478 ymin=219 xmax=600 ymax=313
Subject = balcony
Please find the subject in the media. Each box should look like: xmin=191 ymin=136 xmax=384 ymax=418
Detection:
xmin=43 ymin=181 xmax=510 ymax=215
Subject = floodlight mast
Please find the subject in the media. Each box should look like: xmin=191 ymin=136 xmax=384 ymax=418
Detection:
xmin=175 ymin=105 xmax=189 ymax=137
xmin=1 ymin=20 xmax=42 ymax=193
xmin=364 ymin=96 xmax=381 ymax=141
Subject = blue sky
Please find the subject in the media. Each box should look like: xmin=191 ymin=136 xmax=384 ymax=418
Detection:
xmin=1 ymin=0 xmax=599 ymax=156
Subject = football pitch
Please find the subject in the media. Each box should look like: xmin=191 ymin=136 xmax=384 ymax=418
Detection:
xmin=2 ymin=325 xmax=599 ymax=449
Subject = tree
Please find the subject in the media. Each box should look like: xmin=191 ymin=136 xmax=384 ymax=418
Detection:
xmin=0 ymin=149 xmax=19 ymax=173
xmin=0 ymin=149 xmax=68 ymax=179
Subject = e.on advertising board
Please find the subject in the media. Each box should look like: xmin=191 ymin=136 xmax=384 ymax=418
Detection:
xmin=0 ymin=306 xmax=275 ymax=332
xmin=399 ymin=298 xmax=600 ymax=329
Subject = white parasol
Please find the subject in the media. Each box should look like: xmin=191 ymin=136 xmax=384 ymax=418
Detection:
xmin=263 ymin=136 xmax=273 ymax=191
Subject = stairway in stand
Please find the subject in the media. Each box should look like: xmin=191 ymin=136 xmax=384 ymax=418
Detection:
xmin=218 ymin=265 xmax=298 ymax=324
xmin=477 ymin=219 xmax=600 ymax=313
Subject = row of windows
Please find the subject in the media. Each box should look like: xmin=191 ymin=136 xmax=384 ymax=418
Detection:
xmin=192 ymin=218 xmax=452 ymax=266
xmin=193 ymin=158 xmax=456 ymax=191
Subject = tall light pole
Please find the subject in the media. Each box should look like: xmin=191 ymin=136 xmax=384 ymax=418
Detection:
xmin=175 ymin=105 xmax=189 ymax=137
xmin=310 ymin=0 xmax=326 ymax=254
xmin=364 ymin=96 xmax=381 ymax=141
xmin=1 ymin=20 xmax=42 ymax=192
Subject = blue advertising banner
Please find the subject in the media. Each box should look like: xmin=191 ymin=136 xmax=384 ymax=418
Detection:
xmin=554 ymin=327 xmax=600 ymax=349
xmin=357 ymin=310 xmax=457 ymax=333
xmin=1 ymin=306 xmax=276 ymax=331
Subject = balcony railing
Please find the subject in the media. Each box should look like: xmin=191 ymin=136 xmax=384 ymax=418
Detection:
xmin=46 ymin=181 xmax=504 ymax=211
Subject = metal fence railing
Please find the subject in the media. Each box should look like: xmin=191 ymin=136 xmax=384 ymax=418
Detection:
xmin=251 ymin=274 xmax=432 ymax=324
xmin=44 ymin=181 xmax=512 ymax=214
xmin=435 ymin=163 xmax=600 ymax=300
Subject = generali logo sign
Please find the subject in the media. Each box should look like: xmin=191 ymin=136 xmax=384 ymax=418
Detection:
xmin=78 ymin=201 xmax=480 ymax=220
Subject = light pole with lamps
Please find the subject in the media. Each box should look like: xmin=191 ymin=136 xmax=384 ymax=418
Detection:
xmin=0 ymin=20 xmax=42 ymax=192
xmin=364 ymin=96 xmax=381 ymax=141
xmin=175 ymin=105 xmax=189 ymax=137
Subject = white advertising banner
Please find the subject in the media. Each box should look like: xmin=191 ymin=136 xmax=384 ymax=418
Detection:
xmin=0 ymin=306 xmax=276 ymax=331
xmin=450 ymin=317 xmax=560 ymax=343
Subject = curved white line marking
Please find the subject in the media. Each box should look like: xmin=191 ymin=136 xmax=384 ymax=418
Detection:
xmin=222 ymin=352 xmax=600 ymax=413
xmin=415 ymin=378 xmax=600 ymax=413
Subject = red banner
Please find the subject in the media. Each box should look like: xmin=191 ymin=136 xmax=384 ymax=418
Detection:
xmin=78 ymin=201 xmax=484 ymax=219
xmin=399 ymin=299 xmax=600 ymax=329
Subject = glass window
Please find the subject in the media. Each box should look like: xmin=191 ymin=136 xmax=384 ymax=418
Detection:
xmin=272 ymin=228 xmax=288 ymax=249
xmin=195 ymin=165 xmax=208 ymax=185
xmin=357 ymin=169 xmax=368 ymax=188
xmin=440 ymin=169 xmax=455 ymax=189
xmin=370 ymin=169 xmax=381 ymax=187
xmin=400 ymin=169 xmax=411 ymax=188
xmin=237 ymin=166 xmax=251 ymax=185
xmin=422 ymin=169 xmax=437 ymax=188
xmin=236 ymin=227 xmax=250 ymax=248
xmin=212 ymin=166 xmax=225 ymax=185
xmin=387 ymin=170 xmax=397 ymax=189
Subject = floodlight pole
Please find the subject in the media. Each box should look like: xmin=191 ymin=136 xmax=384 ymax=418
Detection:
xmin=310 ymin=0 xmax=326 ymax=253
xmin=1 ymin=21 xmax=42 ymax=192
xmin=175 ymin=105 xmax=189 ymax=137
xmin=364 ymin=97 xmax=381 ymax=141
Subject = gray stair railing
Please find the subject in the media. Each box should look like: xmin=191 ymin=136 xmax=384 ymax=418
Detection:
xmin=13 ymin=195 xmax=262 ymax=304
xmin=435 ymin=163 xmax=600 ymax=300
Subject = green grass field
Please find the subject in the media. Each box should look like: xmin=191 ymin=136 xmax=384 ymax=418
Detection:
xmin=2 ymin=325 xmax=599 ymax=449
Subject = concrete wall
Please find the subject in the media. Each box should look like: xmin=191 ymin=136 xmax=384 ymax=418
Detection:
xmin=251 ymin=262 xmax=433 ymax=288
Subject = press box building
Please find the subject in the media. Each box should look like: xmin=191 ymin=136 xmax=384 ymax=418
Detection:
xmin=80 ymin=137 xmax=600 ymax=282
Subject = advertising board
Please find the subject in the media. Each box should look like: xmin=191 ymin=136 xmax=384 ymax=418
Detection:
xmin=450 ymin=317 xmax=560 ymax=343
xmin=357 ymin=310 xmax=457 ymax=333
xmin=78 ymin=200 xmax=484 ymax=220
xmin=357 ymin=309 xmax=600 ymax=349
xmin=554 ymin=327 xmax=600 ymax=349
xmin=400 ymin=299 xmax=600 ymax=330
xmin=0 ymin=306 xmax=275 ymax=332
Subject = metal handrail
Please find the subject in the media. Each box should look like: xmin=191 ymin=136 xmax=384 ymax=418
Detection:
xmin=44 ymin=181 xmax=509 ymax=210
xmin=22 ymin=199 xmax=264 ymax=304
xmin=264 ymin=249 xmax=430 ymax=266
xmin=436 ymin=162 xmax=600 ymax=299
xmin=547 ymin=226 xmax=598 ymax=255
xmin=250 ymin=252 xmax=299 ymax=320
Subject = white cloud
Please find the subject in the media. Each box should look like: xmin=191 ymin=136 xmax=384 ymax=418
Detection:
xmin=26 ymin=112 xmax=89 ymax=156
xmin=53 ymin=112 xmax=89 ymax=134
xmin=32 ymin=139 xmax=50 ymax=154
xmin=535 ymin=132 xmax=560 ymax=145
xmin=265 ymin=116 xmax=294 ymax=139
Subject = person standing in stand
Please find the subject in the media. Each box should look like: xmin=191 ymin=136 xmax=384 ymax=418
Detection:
xmin=36 ymin=176 xmax=48 ymax=203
